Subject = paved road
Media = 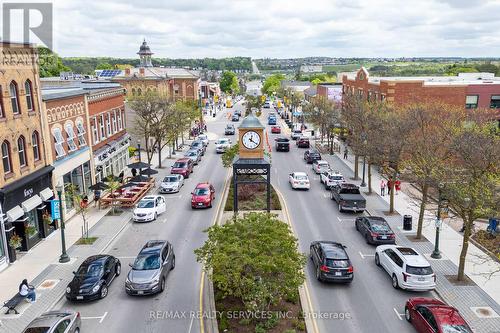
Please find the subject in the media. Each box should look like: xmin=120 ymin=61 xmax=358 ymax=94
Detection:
xmin=263 ymin=111 xmax=431 ymax=333
xmin=51 ymin=104 xmax=241 ymax=332
xmin=251 ymin=60 xmax=260 ymax=74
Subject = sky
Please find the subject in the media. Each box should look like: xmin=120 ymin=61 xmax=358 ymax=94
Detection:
xmin=2 ymin=0 xmax=500 ymax=58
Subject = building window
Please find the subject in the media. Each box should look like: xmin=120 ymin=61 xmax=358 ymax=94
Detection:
xmin=65 ymin=123 xmax=77 ymax=151
xmin=0 ymin=85 xmax=4 ymax=118
xmin=106 ymin=112 xmax=112 ymax=136
xmin=131 ymin=88 xmax=136 ymax=96
xmin=381 ymin=94 xmax=386 ymax=101
xmin=465 ymin=95 xmax=478 ymax=109
xmin=91 ymin=117 xmax=99 ymax=144
xmin=32 ymin=131 xmax=40 ymax=161
xmin=137 ymin=88 xmax=142 ymax=96
xmin=25 ymin=80 xmax=34 ymax=111
xmin=174 ymin=84 xmax=179 ymax=95
xmin=490 ymin=95 xmax=500 ymax=109
xmin=17 ymin=136 xmax=27 ymax=167
xmin=357 ymin=89 xmax=363 ymax=97
xmin=117 ymin=110 xmax=123 ymax=130
xmin=112 ymin=110 xmax=117 ymax=133
xmin=9 ymin=81 xmax=20 ymax=114
xmin=76 ymin=121 xmax=87 ymax=146
xmin=2 ymin=140 xmax=12 ymax=173
xmin=53 ymin=128 xmax=66 ymax=158
xmin=99 ymin=114 xmax=105 ymax=140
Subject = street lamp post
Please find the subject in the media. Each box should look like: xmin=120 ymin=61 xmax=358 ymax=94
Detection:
xmin=431 ymin=183 xmax=444 ymax=259
xmin=56 ymin=182 xmax=70 ymax=263
xmin=360 ymin=134 xmax=367 ymax=187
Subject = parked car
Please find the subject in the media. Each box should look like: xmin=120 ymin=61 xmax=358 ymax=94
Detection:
xmin=66 ymin=255 xmax=121 ymax=301
xmin=190 ymin=140 xmax=205 ymax=155
xmin=271 ymin=125 xmax=281 ymax=134
xmin=296 ymin=136 xmax=310 ymax=148
xmin=234 ymin=109 xmax=242 ymax=117
xmin=23 ymin=310 xmax=81 ymax=333
xmin=289 ymin=172 xmax=310 ymax=190
xmin=171 ymin=158 xmax=194 ymax=178
xmin=125 ymin=240 xmax=175 ymax=295
xmin=159 ymin=174 xmax=184 ymax=194
xmin=191 ymin=183 xmax=215 ymax=208
xmin=197 ymin=134 xmax=209 ymax=146
xmin=133 ymin=195 xmax=167 ymax=222
xmin=224 ymin=124 xmax=235 ymax=135
xmin=404 ymin=298 xmax=473 ymax=333
xmin=303 ymin=149 xmax=322 ymax=164
xmin=310 ymin=241 xmax=353 ymax=283
xmin=330 ymin=183 xmax=366 ymax=213
xmin=184 ymin=149 xmax=202 ymax=165
xmin=320 ymin=171 xmax=345 ymax=189
xmin=275 ymin=137 xmax=290 ymax=152
xmin=312 ymin=160 xmax=330 ymax=174
xmin=291 ymin=129 xmax=302 ymax=140
xmin=215 ymin=138 xmax=232 ymax=153
xmin=355 ymin=216 xmax=396 ymax=245
xmin=375 ymin=245 xmax=436 ymax=291
xmin=231 ymin=113 xmax=240 ymax=121
xmin=263 ymin=101 xmax=271 ymax=108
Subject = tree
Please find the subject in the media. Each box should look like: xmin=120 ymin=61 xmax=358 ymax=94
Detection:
xmin=244 ymin=95 xmax=263 ymax=116
xmin=38 ymin=47 xmax=71 ymax=77
xmin=261 ymin=74 xmax=285 ymax=95
xmin=221 ymin=144 xmax=239 ymax=168
xmin=65 ymin=184 xmax=90 ymax=240
xmin=96 ymin=62 xmax=113 ymax=70
xmin=105 ymin=176 xmax=121 ymax=216
xmin=195 ymin=212 xmax=306 ymax=313
xmin=303 ymin=97 xmax=341 ymax=148
xmin=220 ymin=71 xmax=240 ymax=95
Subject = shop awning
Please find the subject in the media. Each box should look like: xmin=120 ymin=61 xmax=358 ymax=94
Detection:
xmin=21 ymin=195 xmax=42 ymax=212
xmin=6 ymin=205 xmax=24 ymax=222
xmin=40 ymin=187 xmax=54 ymax=201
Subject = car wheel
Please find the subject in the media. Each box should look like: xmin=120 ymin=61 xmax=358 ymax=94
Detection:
xmin=160 ymin=277 xmax=166 ymax=292
xmin=100 ymin=285 xmax=108 ymax=299
xmin=171 ymin=256 xmax=175 ymax=270
xmin=375 ymin=253 xmax=380 ymax=267
xmin=405 ymin=306 xmax=411 ymax=322
xmin=75 ymin=329 xmax=80 ymax=333
xmin=355 ymin=222 xmax=359 ymax=231
xmin=392 ymin=274 xmax=399 ymax=289
xmin=115 ymin=263 xmax=121 ymax=276
xmin=316 ymin=267 xmax=322 ymax=282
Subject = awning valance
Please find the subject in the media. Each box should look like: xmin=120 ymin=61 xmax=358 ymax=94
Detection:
xmin=21 ymin=195 xmax=42 ymax=212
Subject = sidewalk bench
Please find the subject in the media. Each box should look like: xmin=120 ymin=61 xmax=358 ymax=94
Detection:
xmin=3 ymin=293 xmax=27 ymax=314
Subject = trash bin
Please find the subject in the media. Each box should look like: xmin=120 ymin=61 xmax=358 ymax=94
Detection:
xmin=403 ymin=215 xmax=412 ymax=231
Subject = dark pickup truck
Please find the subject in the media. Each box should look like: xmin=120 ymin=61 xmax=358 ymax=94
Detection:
xmin=275 ymin=137 xmax=290 ymax=152
xmin=330 ymin=183 xmax=366 ymax=213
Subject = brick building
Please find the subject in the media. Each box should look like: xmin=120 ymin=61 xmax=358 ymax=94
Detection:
xmin=0 ymin=42 xmax=54 ymax=267
xmin=342 ymin=67 xmax=500 ymax=110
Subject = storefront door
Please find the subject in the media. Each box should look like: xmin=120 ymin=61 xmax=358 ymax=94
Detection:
xmin=26 ymin=210 xmax=41 ymax=242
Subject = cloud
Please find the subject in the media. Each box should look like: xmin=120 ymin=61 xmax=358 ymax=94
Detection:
xmin=2 ymin=0 xmax=499 ymax=58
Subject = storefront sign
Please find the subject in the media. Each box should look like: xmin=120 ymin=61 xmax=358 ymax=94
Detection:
xmin=46 ymin=102 xmax=85 ymax=123
xmin=51 ymin=200 xmax=60 ymax=220
xmin=24 ymin=188 xmax=33 ymax=198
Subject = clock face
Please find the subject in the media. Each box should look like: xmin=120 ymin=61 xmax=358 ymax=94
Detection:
xmin=241 ymin=131 xmax=261 ymax=150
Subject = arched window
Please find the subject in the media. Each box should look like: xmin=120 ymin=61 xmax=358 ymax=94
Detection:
xmin=1 ymin=140 xmax=12 ymax=173
xmin=52 ymin=127 xmax=66 ymax=158
xmin=137 ymin=88 xmax=142 ymax=96
xmin=25 ymin=80 xmax=34 ymax=111
xmin=9 ymin=81 xmax=20 ymax=114
xmin=0 ymin=84 xmax=4 ymax=118
xmin=131 ymin=88 xmax=136 ymax=96
xmin=17 ymin=136 xmax=27 ymax=167
xmin=32 ymin=131 xmax=40 ymax=161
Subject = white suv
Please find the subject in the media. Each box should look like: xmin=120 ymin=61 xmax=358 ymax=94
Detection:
xmin=320 ymin=171 xmax=345 ymax=189
xmin=375 ymin=245 xmax=436 ymax=291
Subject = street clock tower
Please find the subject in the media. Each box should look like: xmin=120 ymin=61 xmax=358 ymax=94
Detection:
xmin=238 ymin=114 xmax=265 ymax=159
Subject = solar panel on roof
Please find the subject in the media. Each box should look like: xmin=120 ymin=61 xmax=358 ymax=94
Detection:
xmin=98 ymin=69 xmax=121 ymax=77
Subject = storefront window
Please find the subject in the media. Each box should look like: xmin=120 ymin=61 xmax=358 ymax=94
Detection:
xmin=83 ymin=162 xmax=91 ymax=194
xmin=71 ymin=166 xmax=84 ymax=195
xmin=26 ymin=210 xmax=39 ymax=239
xmin=63 ymin=173 xmax=74 ymax=210
xmin=104 ymin=160 xmax=112 ymax=177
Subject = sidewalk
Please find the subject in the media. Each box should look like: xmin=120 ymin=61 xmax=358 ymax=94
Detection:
xmin=325 ymin=142 xmax=500 ymax=333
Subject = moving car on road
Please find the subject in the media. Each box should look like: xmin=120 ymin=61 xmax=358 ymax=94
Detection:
xmin=125 ymin=240 xmax=175 ymax=296
xmin=160 ymin=174 xmax=184 ymax=194
xmin=310 ymin=241 xmax=353 ymax=283
xmin=375 ymin=245 xmax=436 ymax=291
xmin=133 ymin=195 xmax=167 ymax=222
xmin=330 ymin=183 xmax=366 ymax=213
xmin=291 ymin=129 xmax=302 ymax=140
xmin=275 ymin=137 xmax=290 ymax=152
xmin=215 ymin=138 xmax=232 ymax=153
xmin=231 ymin=113 xmax=240 ymax=121
xmin=303 ymin=149 xmax=322 ymax=164
xmin=66 ymin=255 xmax=121 ymax=301
xmin=320 ymin=170 xmax=345 ymax=189
xmin=23 ymin=310 xmax=81 ymax=333
xmin=404 ymin=298 xmax=473 ymax=333
xmin=191 ymin=183 xmax=216 ymax=208
xmin=271 ymin=125 xmax=281 ymax=134
xmin=289 ymin=172 xmax=310 ymax=190
xmin=268 ymin=116 xmax=277 ymax=125
xmin=171 ymin=158 xmax=194 ymax=178
xmin=355 ymin=216 xmax=396 ymax=245
xmin=296 ymin=136 xmax=310 ymax=148
xmin=312 ymin=160 xmax=329 ymax=174
xmin=184 ymin=149 xmax=202 ymax=165
xmin=224 ymin=124 xmax=235 ymax=135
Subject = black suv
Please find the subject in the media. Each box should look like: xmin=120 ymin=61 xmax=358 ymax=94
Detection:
xmin=304 ymin=149 xmax=321 ymax=164
xmin=275 ymin=137 xmax=290 ymax=152
xmin=310 ymin=241 xmax=353 ymax=283
xmin=355 ymin=216 xmax=396 ymax=245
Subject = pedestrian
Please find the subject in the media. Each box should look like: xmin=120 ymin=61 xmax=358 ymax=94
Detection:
xmin=343 ymin=148 xmax=348 ymax=159
xmin=94 ymin=189 xmax=101 ymax=208
xmin=395 ymin=179 xmax=401 ymax=195
xmin=380 ymin=179 xmax=386 ymax=196
xmin=387 ymin=177 xmax=393 ymax=196
xmin=81 ymin=196 xmax=89 ymax=209
xmin=118 ymin=171 xmax=124 ymax=183
xmin=19 ymin=279 xmax=36 ymax=303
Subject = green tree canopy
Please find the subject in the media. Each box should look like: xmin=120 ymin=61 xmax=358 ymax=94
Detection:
xmin=261 ymin=74 xmax=285 ymax=95
xmin=96 ymin=62 xmax=113 ymax=70
xmin=38 ymin=47 xmax=71 ymax=77
xmin=220 ymin=71 xmax=240 ymax=95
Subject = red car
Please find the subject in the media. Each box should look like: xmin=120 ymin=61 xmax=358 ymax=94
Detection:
xmin=271 ymin=126 xmax=281 ymax=134
xmin=171 ymin=158 xmax=194 ymax=178
xmin=296 ymin=137 xmax=310 ymax=148
xmin=405 ymin=298 xmax=473 ymax=333
xmin=191 ymin=183 xmax=215 ymax=209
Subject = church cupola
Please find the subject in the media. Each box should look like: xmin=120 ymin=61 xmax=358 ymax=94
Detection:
xmin=137 ymin=39 xmax=154 ymax=67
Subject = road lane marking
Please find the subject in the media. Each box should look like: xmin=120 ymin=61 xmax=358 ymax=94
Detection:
xmin=164 ymin=195 xmax=183 ymax=199
xmin=337 ymin=216 xmax=341 ymax=221
xmin=81 ymin=311 xmax=108 ymax=323
xmin=188 ymin=316 xmax=194 ymax=333
xmin=393 ymin=308 xmax=405 ymax=320
xmin=359 ymin=252 xmax=375 ymax=259
xmin=323 ymin=193 xmax=329 ymax=199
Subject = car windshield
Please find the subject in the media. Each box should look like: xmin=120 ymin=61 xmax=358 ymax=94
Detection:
xmin=186 ymin=152 xmax=196 ymax=156
xmin=295 ymin=175 xmax=308 ymax=180
xmin=326 ymin=259 xmax=349 ymax=268
xmin=293 ymin=130 xmax=302 ymax=134
xmin=173 ymin=162 xmax=186 ymax=168
xmin=132 ymin=254 xmax=160 ymax=270
xmin=76 ymin=262 xmax=103 ymax=277
xmin=194 ymin=188 xmax=209 ymax=196
xmin=441 ymin=325 xmax=472 ymax=333
xmin=406 ymin=265 xmax=433 ymax=275
xmin=137 ymin=200 xmax=154 ymax=208
xmin=163 ymin=176 xmax=178 ymax=183
xmin=218 ymin=139 xmax=229 ymax=144
xmin=370 ymin=223 xmax=391 ymax=232
xmin=191 ymin=142 xmax=201 ymax=147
